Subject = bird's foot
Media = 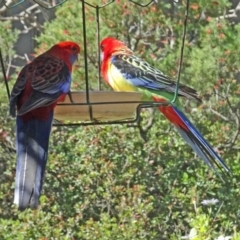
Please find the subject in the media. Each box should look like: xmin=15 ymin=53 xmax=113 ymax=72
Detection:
xmin=68 ymin=91 xmax=74 ymax=103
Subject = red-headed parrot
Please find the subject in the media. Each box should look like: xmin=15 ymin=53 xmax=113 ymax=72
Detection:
xmin=100 ymin=37 xmax=230 ymax=176
xmin=10 ymin=41 xmax=80 ymax=210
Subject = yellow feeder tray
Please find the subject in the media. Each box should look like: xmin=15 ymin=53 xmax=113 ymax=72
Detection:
xmin=54 ymin=91 xmax=143 ymax=122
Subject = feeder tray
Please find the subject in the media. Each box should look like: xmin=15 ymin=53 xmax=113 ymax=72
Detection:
xmin=54 ymin=91 xmax=143 ymax=122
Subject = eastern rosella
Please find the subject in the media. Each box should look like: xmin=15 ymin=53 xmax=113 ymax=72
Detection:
xmin=10 ymin=41 xmax=80 ymax=210
xmin=100 ymin=37 xmax=230 ymax=175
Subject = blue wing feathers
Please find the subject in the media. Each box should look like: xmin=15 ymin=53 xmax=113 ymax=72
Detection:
xmin=122 ymin=73 xmax=165 ymax=90
xmin=111 ymin=55 xmax=200 ymax=101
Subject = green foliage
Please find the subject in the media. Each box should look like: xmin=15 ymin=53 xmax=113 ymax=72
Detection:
xmin=0 ymin=20 xmax=19 ymax=103
xmin=1 ymin=0 xmax=240 ymax=239
xmin=0 ymin=21 xmax=19 ymax=225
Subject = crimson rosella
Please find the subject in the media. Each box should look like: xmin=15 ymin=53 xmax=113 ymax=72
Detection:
xmin=100 ymin=37 xmax=230 ymax=176
xmin=10 ymin=41 xmax=80 ymax=210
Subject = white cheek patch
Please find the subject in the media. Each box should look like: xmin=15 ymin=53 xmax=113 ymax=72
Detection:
xmin=101 ymin=52 xmax=104 ymax=61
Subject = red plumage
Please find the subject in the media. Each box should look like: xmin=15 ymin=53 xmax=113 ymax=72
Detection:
xmin=13 ymin=41 xmax=80 ymax=122
xmin=10 ymin=41 xmax=80 ymax=210
xmin=100 ymin=37 xmax=231 ymax=177
xmin=153 ymin=96 xmax=189 ymax=131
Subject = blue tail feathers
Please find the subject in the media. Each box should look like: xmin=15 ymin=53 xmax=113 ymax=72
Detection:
xmin=172 ymin=106 xmax=230 ymax=175
xmin=14 ymin=110 xmax=53 ymax=210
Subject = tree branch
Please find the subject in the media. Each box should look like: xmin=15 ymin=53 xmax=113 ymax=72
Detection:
xmin=216 ymin=1 xmax=240 ymax=20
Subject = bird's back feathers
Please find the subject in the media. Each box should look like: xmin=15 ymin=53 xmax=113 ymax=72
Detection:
xmin=10 ymin=53 xmax=71 ymax=118
xmin=101 ymin=38 xmax=201 ymax=103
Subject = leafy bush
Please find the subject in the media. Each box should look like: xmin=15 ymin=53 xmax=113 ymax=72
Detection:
xmin=1 ymin=0 xmax=240 ymax=239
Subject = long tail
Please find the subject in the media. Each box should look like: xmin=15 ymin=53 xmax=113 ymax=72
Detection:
xmin=14 ymin=110 xmax=53 ymax=211
xmin=155 ymin=100 xmax=230 ymax=176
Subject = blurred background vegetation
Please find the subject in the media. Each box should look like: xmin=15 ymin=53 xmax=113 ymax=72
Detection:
xmin=1 ymin=0 xmax=240 ymax=239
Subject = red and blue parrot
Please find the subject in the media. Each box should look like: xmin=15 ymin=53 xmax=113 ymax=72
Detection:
xmin=10 ymin=41 xmax=80 ymax=210
xmin=100 ymin=37 xmax=230 ymax=176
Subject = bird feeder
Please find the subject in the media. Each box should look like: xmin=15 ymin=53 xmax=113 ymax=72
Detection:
xmin=1 ymin=0 xmax=188 ymax=127
xmin=54 ymin=91 xmax=143 ymax=123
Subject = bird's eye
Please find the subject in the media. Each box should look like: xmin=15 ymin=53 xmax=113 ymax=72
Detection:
xmin=100 ymin=45 xmax=105 ymax=50
xmin=72 ymin=46 xmax=78 ymax=52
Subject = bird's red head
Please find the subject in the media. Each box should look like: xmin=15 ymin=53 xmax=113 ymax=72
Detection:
xmin=100 ymin=37 xmax=132 ymax=61
xmin=48 ymin=41 xmax=80 ymax=68
xmin=54 ymin=41 xmax=81 ymax=54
